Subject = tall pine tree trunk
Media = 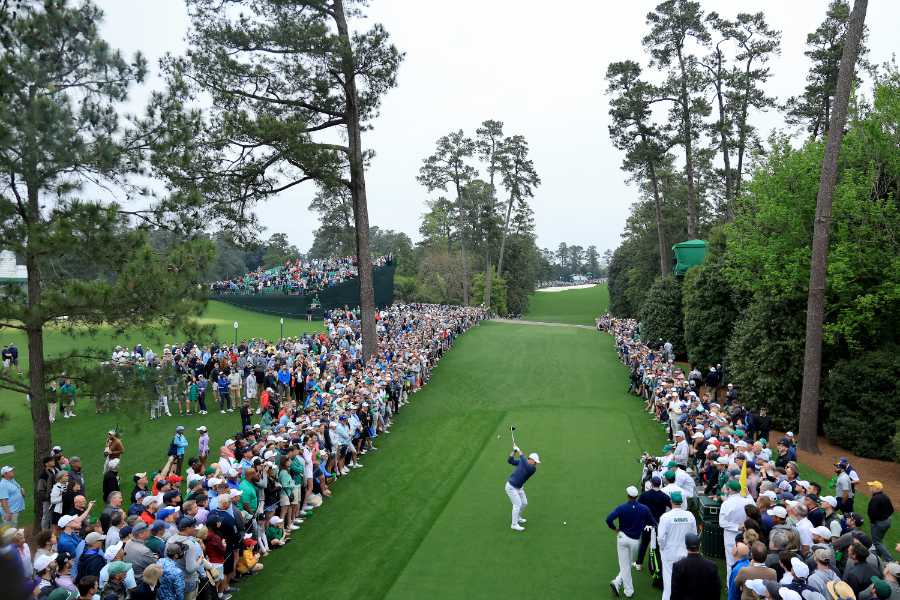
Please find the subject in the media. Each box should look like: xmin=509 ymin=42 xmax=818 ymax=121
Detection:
xmin=334 ymin=0 xmax=377 ymax=358
xmin=733 ymin=59 xmax=754 ymax=204
xmin=679 ymin=53 xmax=699 ymax=238
xmin=647 ymin=160 xmax=668 ymax=276
xmin=483 ymin=252 xmax=492 ymax=309
xmin=496 ymin=189 xmax=516 ymax=278
xmin=26 ymin=184 xmax=51 ymax=525
xmin=798 ymin=0 xmax=868 ymax=454
xmin=454 ymin=180 xmax=470 ymax=305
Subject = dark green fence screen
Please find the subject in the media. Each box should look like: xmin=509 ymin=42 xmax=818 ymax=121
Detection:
xmin=210 ymin=263 xmax=396 ymax=318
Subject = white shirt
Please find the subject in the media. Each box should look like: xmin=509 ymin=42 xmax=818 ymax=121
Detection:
xmin=658 ymin=508 xmax=697 ymax=557
xmin=662 ymin=483 xmax=685 ymax=499
xmin=673 ymin=440 xmax=690 ymax=464
xmin=719 ymin=492 xmax=754 ymax=532
xmin=796 ymin=517 xmax=814 ymax=547
xmin=674 ymin=468 xmax=695 ymax=498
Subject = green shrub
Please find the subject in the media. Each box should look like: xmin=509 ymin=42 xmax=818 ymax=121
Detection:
xmin=726 ymin=297 xmax=806 ymax=429
xmin=638 ymin=276 xmax=684 ymax=356
xmin=682 ymin=257 xmax=739 ymax=369
xmin=823 ymin=348 xmax=900 ymax=461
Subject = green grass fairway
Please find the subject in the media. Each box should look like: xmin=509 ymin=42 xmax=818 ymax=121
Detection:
xmin=524 ymin=285 xmax=607 ymax=325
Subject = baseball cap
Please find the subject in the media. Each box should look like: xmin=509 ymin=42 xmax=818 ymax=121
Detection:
xmin=107 ymin=560 xmax=132 ymax=576
xmin=779 ymin=589 xmax=802 ymax=600
xmin=821 ymin=495 xmax=838 ymax=508
xmin=270 ymin=515 xmax=283 ymax=525
xmin=104 ymin=542 xmax=124 ymax=561
xmin=684 ymin=533 xmax=701 ymax=549
xmin=1 ymin=465 xmax=14 ymax=475
xmin=131 ymin=521 xmax=148 ymax=534
xmin=760 ymin=491 xmax=778 ymax=502
xmin=47 ymin=589 xmax=78 ymax=600
xmin=85 ymin=532 xmax=106 ymax=545
xmin=670 ymin=491 xmax=684 ymax=504
xmin=528 ymin=452 xmax=541 ymax=464
xmin=177 ymin=516 xmax=197 ymax=530
xmin=885 ymin=562 xmax=900 ymax=577
xmin=142 ymin=495 xmax=160 ymax=507
xmin=175 ymin=425 xmax=185 ymax=432
xmin=767 ymin=506 xmax=788 ymax=519
xmin=196 ymin=426 xmax=207 ymax=432
xmin=626 ymin=485 xmax=639 ymax=498
xmin=57 ymin=514 xmax=76 ymax=528
xmin=870 ymin=578 xmax=892 ymax=599
xmin=158 ymin=507 xmax=179 ymax=520
xmin=812 ymin=525 xmax=833 ymax=540
xmin=790 ymin=556 xmax=810 ymax=578
xmin=34 ymin=552 xmax=58 ymax=572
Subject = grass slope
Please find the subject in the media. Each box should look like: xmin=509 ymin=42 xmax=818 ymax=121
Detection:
xmin=524 ymin=285 xmax=608 ymax=325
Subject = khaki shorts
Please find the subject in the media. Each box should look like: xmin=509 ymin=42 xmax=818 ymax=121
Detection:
xmin=291 ymin=486 xmax=301 ymax=505
xmin=279 ymin=492 xmax=290 ymax=507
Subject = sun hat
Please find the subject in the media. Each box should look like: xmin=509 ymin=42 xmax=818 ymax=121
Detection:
xmin=825 ymin=580 xmax=855 ymax=600
xmin=867 ymin=481 xmax=884 ymax=491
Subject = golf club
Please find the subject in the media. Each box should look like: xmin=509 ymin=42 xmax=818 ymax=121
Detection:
xmin=510 ymin=424 xmax=517 ymax=449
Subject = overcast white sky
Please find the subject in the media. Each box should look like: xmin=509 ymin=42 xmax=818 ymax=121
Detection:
xmin=96 ymin=0 xmax=899 ymax=255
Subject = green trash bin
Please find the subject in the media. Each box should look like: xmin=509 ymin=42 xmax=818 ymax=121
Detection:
xmin=701 ymin=519 xmax=725 ymax=559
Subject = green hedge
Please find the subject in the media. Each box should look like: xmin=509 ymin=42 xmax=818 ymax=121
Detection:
xmin=823 ymin=348 xmax=900 ymax=461
xmin=638 ymin=276 xmax=684 ymax=356
xmin=726 ymin=297 xmax=806 ymax=428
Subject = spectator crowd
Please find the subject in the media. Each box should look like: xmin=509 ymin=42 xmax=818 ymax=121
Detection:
xmin=0 ymin=303 xmax=486 ymax=600
xmin=208 ymin=255 xmax=392 ymax=296
xmin=600 ymin=315 xmax=898 ymax=600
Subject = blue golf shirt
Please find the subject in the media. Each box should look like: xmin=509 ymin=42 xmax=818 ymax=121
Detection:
xmin=507 ymin=454 xmax=536 ymax=489
xmin=605 ymin=499 xmax=657 ymax=540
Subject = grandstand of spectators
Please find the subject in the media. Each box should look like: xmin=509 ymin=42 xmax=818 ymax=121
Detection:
xmin=209 ymin=255 xmax=392 ymax=296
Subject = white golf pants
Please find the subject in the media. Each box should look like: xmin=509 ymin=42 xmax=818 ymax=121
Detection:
xmin=614 ymin=532 xmax=641 ymax=596
xmin=661 ymin=551 xmax=686 ymax=600
xmin=504 ymin=481 xmax=527 ymax=526
xmin=724 ymin=528 xmax=738 ymax=580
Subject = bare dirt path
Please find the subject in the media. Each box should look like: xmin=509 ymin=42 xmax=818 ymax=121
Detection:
xmin=770 ymin=429 xmax=900 ymax=502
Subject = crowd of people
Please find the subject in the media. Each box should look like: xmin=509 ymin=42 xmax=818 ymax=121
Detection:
xmin=207 ymin=255 xmax=391 ymax=296
xmin=0 ymin=303 xmax=487 ymax=600
xmin=600 ymin=315 xmax=898 ymax=600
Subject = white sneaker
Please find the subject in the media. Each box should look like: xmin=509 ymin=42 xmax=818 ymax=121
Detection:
xmin=518 ymin=518 xmax=527 ymax=523
xmin=340 ymin=468 xmax=350 ymax=475
xmin=511 ymin=524 xmax=525 ymax=532
xmin=255 ymin=408 xmax=261 ymax=414
xmin=289 ymin=524 xmax=300 ymax=530
xmin=302 ymin=505 xmax=314 ymax=512
xmin=221 ymin=410 xmax=226 ymax=414
xmin=610 ymin=580 xmax=621 ymax=597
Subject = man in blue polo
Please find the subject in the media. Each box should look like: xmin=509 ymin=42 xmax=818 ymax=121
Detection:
xmin=505 ymin=445 xmax=540 ymax=532
xmin=606 ymin=485 xmax=657 ymax=598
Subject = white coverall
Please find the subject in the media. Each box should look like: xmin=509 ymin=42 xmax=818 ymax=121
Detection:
xmin=657 ymin=507 xmax=697 ymax=600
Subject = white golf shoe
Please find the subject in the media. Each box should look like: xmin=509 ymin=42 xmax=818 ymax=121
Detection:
xmin=511 ymin=524 xmax=525 ymax=532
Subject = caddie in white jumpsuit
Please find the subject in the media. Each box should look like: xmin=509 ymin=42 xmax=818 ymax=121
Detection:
xmin=657 ymin=490 xmax=697 ymax=600
xmin=719 ymin=479 xmax=754 ymax=580
xmin=505 ymin=446 xmax=540 ymax=531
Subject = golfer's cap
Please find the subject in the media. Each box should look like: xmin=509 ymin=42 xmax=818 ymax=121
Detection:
xmin=812 ymin=525 xmax=833 ymax=539
xmin=57 ymin=514 xmax=76 ymax=528
xmin=790 ymin=556 xmax=809 ymax=578
xmin=0 ymin=465 xmax=13 ymax=475
xmin=175 ymin=425 xmax=185 ymax=432
xmin=196 ymin=426 xmax=207 ymax=432
xmin=528 ymin=452 xmax=541 ymax=464
xmin=767 ymin=506 xmax=788 ymax=519
xmin=626 ymin=485 xmax=639 ymax=498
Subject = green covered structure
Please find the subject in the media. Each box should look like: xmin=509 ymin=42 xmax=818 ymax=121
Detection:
xmin=671 ymin=239 xmax=707 ymax=276
xmin=210 ymin=262 xmax=396 ymax=318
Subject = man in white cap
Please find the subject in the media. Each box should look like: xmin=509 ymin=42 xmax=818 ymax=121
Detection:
xmin=606 ymin=485 xmax=657 ymax=597
xmin=505 ymin=445 xmax=539 ymax=532
xmin=658 ymin=491 xmax=697 ymax=600
xmin=720 ymin=480 xmax=754 ymax=580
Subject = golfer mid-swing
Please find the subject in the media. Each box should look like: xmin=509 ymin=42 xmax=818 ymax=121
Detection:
xmin=505 ymin=445 xmax=540 ymax=531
